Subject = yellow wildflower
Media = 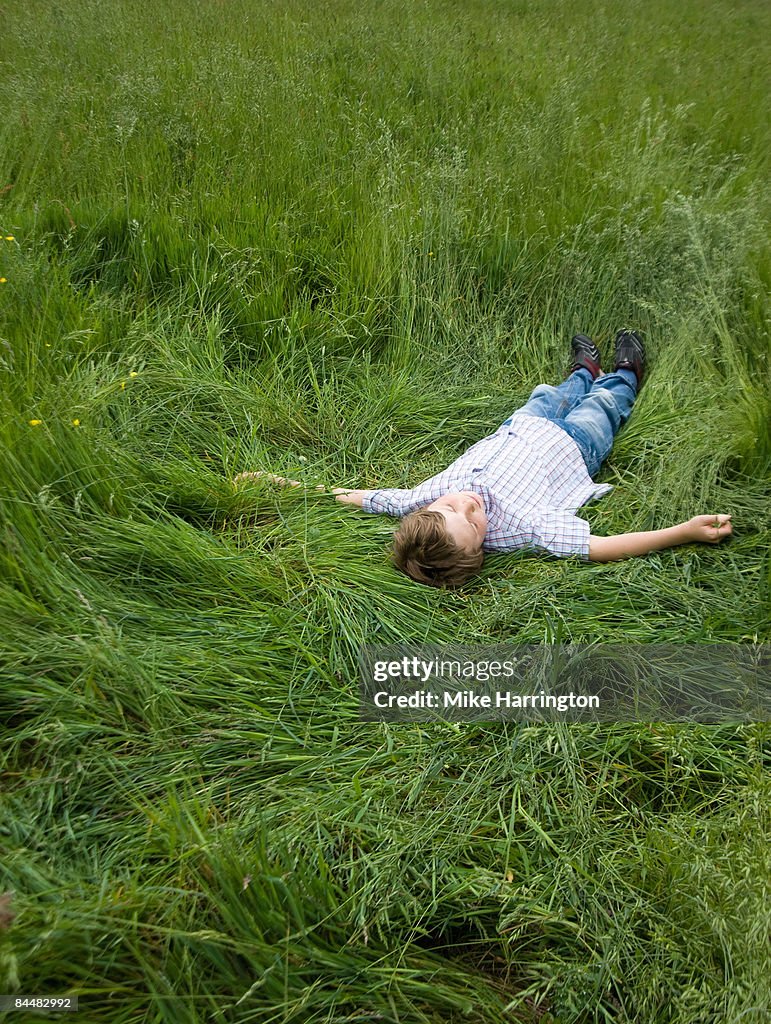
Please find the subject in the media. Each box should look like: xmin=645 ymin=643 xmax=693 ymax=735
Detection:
xmin=72 ymin=419 xmax=80 ymax=427
xmin=29 ymin=419 xmax=42 ymax=426
xmin=129 ymin=371 xmax=138 ymax=378
xmin=4 ymin=235 xmax=13 ymax=241
xmin=120 ymin=381 xmax=126 ymax=390
xmin=0 ymin=278 xmax=6 ymax=284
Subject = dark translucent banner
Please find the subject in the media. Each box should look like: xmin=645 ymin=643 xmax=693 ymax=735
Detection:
xmin=358 ymin=644 xmax=770 ymax=723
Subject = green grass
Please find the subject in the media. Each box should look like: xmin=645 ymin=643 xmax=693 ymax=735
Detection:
xmin=1 ymin=0 xmax=770 ymax=1021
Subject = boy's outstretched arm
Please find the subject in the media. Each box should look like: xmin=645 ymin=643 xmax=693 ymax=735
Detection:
xmin=330 ymin=489 xmax=367 ymax=506
xmin=233 ymin=471 xmax=368 ymax=507
xmin=588 ymin=514 xmax=732 ymax=562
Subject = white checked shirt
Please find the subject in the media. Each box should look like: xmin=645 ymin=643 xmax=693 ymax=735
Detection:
xmin=362 ymin=414 xmax=612 ymax=559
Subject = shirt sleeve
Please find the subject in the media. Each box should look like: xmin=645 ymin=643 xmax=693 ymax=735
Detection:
xmin=361 ymin=466 xmax=460 ymax=518
xmin=525 ymin=509 xmax=591 ymax=559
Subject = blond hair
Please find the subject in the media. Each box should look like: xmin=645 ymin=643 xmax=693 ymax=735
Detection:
xmin=392 ymin=509 xmax=484 ymax=588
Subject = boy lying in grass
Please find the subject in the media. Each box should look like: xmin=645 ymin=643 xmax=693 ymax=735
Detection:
xmin=236 ymin=331 xmax=732 ymax=588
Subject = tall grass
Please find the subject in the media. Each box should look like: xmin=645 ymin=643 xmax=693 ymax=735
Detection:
xmin=1 ymin=0 xmax=769 ymax=1021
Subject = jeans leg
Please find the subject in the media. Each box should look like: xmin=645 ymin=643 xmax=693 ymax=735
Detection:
xmin=503 ymin=368 xmax=594 ymax=426
xmin=556 ymin=369 xmax=638 ymax=475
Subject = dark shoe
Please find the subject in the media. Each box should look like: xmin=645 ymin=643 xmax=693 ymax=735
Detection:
xmin=569 ymin=334 xmax=602 ymax=379
xmin=614 ymin=329 xmax=645 ymax=384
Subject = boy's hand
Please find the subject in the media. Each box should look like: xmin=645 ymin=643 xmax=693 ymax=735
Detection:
xmin=233 ymin=471 xmax=304 ymax=488
xmin=686 ymin=514 xmax=733 ymax=544
xmin=233 ymin=473 xmax=366 ymax=506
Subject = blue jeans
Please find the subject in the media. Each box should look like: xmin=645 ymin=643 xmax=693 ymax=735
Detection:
xmin=512 ymin=368 xmax=638 ymax=476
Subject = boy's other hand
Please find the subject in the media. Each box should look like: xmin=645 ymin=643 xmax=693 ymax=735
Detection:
xmin=686 ymin=514 xmax=733 ymax=544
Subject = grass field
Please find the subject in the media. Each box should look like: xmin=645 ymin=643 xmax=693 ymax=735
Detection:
xmin=1 ymin=0 xmax=770 ymax=1021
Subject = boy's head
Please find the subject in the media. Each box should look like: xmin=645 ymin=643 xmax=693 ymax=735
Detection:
xmin=392 ymin=491 xmax=487 ymax=588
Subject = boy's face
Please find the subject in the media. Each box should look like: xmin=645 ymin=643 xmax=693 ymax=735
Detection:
xmin=425 ymin=491 xmax=487 ymax=554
